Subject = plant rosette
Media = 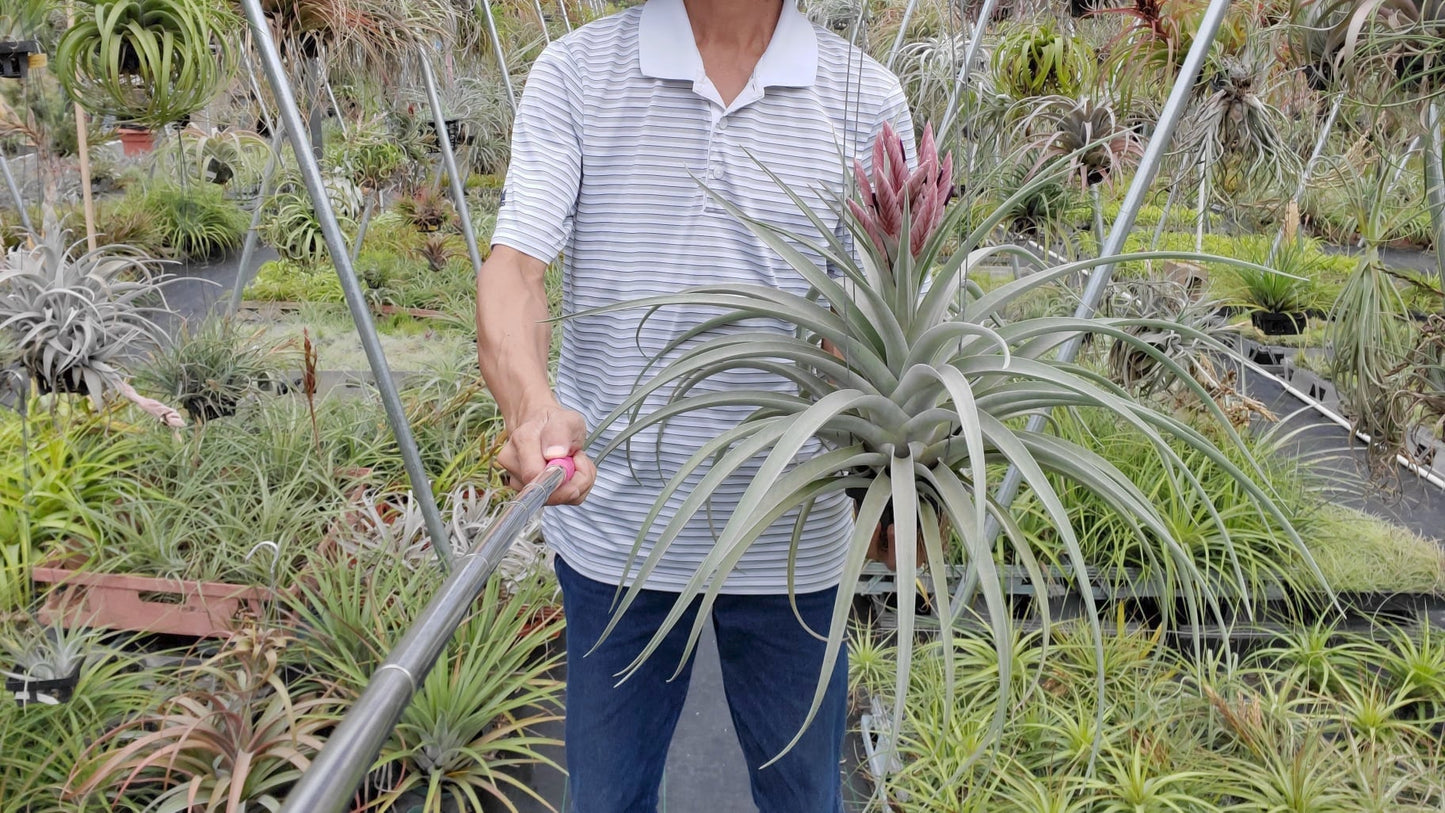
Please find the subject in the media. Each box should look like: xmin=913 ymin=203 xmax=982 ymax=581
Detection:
xmin=55 ymin=0 xmax=238 ymax=128
xmin=580 ymin=122 xmax=1325 ymax=757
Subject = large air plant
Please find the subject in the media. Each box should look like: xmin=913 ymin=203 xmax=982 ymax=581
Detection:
xmin=582 ymin=124 xmax=1326 ymax=759
xmin=0 ymin=228 xmax=172 ymax=406
xmin=55 ymin=0 xmax=237 ymax=126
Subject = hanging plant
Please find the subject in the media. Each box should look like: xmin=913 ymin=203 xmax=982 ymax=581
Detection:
xmin=992 ymin=22 xmax=1092 ymax=100
xmin=54 ymin=0 xmax=238 ymax=127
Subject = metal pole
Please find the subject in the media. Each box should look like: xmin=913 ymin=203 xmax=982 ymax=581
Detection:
xmin=1423 ymin=101 xmax=1445 ymax=310
xmin=418 ymin=52 xmax=486 ymax=275
xmin=238 ymin=0 xmax=457 ymax=572
xmin=278 ymin=463 xmax=572 ymax=813
xmin=480 ymin=0 xmax=518 ymax=113
xmin=956 ymin=0 xmax=1237 ymax=618
xmin=1270 ymin=93 xmax=1342 ymax=260
xmin=531 ymin=0 xmax=552 ymax=43
xmin=884 ymin=0 xmax=920 ymax=70
xmin=937 ymin=0 xmax=1003 ymax=141
xmin=0 ymin=152 xmax=34 ymax=236
xmin=557 ymin=0 xmax=573 ymax=32
xmin=229 ymin=128 xmax=284 ymax=314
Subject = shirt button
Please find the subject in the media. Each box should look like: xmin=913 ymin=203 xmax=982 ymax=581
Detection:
xmin=718 ymin=118 xmax=729 ymax=131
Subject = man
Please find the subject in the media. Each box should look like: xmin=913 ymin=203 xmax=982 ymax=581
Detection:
xmin=476 ymin=1 xmax=913 ymax=809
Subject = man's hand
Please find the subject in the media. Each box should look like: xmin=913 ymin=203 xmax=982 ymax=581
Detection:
xmin=497 ymin=404 xmax=597 ymax=505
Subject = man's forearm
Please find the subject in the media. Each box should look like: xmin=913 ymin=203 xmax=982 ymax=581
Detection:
xmin=476 ymin=246 xmax=556 ymax=428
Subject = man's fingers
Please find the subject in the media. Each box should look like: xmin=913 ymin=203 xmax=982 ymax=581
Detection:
xmin=538 ymin=411 xmax=584 ymax=461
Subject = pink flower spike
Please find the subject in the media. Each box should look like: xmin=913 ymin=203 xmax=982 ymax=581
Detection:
xmin=886 ymin=133 xmax=909 ymax=193
xmin=918 ymin=123 xmax=937 ymax=167
xmin=874 ymin=170 xmax=902 ymax=237
xmin=849 ymin=198 xmax=889 ymax=258
xmin=872 ymin=136 xmax=888 ymax=188
xmin=853 ymin=159 xmax=874 ymax=206
xmin=936 ymin=152 xmax=954 ymax=203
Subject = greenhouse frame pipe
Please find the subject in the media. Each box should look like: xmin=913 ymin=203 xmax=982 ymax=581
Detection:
xmin=418 ymin=53 xmax=486 ymax=275
xmin=238 ymin=0 xmax=456 ymax=572
xmin=1270 ymin=93 xmax=1342 ymax=260
xmin=884 ymin=0 xmax=919 ymax=70
xmin=278 ymin=463 xmax=572 ymax=813
xmin=937 ymin=0 xmax=1002 ymax=143
xmin=0 ymin=153 xmax=34 ymax=236
xmin=558 ymin=0 xmax=573 ymax=32
xmin=956 ymin=0 xmax=1236 ymax=620
xmin=1424 ymin=101 xmax=1445 ymax=307
xmin=228 ymin=129 xmax=285 ymax=314
xmin=481 ymin=0 xmax=518 ymax=113
xmin=532 ymin=0 xmax=552 ymax=43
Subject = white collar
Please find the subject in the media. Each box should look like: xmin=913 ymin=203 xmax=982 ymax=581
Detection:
xmin=638 ymin=0 xmax=818 ymax=88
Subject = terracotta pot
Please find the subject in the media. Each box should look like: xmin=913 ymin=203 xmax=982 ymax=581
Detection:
xmin=32 ymin=563 xmax=283 ymax=638
xmin=116 ymin=127 xmax=154 ymax=157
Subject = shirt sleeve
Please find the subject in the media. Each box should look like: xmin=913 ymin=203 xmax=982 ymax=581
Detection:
xmin=491 ymin=42 xmax=584 ymax=264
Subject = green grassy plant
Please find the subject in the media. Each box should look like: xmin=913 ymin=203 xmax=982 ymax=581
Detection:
xmin=132 ymin=182 xmax=248 ymax=260
xmin=859 ymin=622 xmax=1445 ymax=810
xmin=1300 ymin=504 xmax=1445 ymax=594
xmin=0 ymin=399 xmax=151 ymax=611
xmin=245 ymin=259 xmax=346 ymax=303
xmin=290 ymin=558 xmax=564 ymax=812
xmin=136 ymin=316 xmax=294 ymax=423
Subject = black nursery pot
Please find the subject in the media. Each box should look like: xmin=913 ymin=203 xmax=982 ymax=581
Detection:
xmin=1251 ymin=310 xmax=1307 ymax=336
xmin=6 ymin=662 xmax=82 ymax=706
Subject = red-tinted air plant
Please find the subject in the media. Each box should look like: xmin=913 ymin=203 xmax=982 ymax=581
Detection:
xmin=848 ymin=122 xmax=954 ymax=268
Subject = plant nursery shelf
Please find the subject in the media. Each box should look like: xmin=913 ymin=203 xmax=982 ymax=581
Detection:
xmin=31 ymin=564 xmax=282 ymax=638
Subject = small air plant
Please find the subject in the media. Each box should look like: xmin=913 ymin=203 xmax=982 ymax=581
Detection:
xmin=1177 ymin=53 xmax=1300 ymax=190
xmin=1025 ymin=97 xmax=1144 ymax=188
xmin=395 ymin=186 xmax=454 ymax=233
xmin=416 ymin=232 xmax=454 ymax=272
xmin=0 ymin=614 xmax=102 ymax=685
xmin=330 ymin=484 xmax=545 ymax=589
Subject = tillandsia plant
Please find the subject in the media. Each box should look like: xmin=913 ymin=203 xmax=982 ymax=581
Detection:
xmin=0 ymin=225 xmax=175 ymax=407
xmin=582 ymin=123 xmax=1326 ymax=761
xmin=55 ymin=0 xmax=238 ymax=127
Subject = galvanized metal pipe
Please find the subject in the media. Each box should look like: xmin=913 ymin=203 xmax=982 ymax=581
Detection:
xmin=937 ymin=0 xmax=1002 ymax=143
xmin=884 ymin=0 xmax=919 ymax=70
xmin=480 ymin=0 xmax=518 ymax=113
xmin=238 ymin=0 xmax=456 ymax=571
xmin=532 ymin=0 xmax=552 ymax=43
xmin=418 ymin=53 xmax=486 ymax=275
xmin=1269 ymin=93 xmax=1341 ymax=261
xmin=0 ymin=152 xmax=34 ymax=236
xmin=1424 ymin=101 xmax=1445 ymax=309
xmin=278 ymin=463 xmax=570 ymax=813
xmin=557 ymin=0 xmax=573 ymax=32
xmin=228 ymin=128 xmax=284 ymax=314
xmin=956 ymin=0 xmax=1236 ymax=619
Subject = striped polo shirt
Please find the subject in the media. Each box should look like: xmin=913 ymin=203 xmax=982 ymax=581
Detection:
xmin=491 ymin=0 xmax=914 ymax=594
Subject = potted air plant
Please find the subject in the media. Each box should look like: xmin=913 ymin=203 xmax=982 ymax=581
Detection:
xmin=1 ymin=615 xmax=102 ymax=706
xmin=581 ymin=123 xmax=1326 ymax=757
xmin=54 ymin=0 xmax=236 ymax=128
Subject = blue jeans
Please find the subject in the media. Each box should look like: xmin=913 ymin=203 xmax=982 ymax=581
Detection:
xmin=554 ymin=556 xmax=848 ymax=813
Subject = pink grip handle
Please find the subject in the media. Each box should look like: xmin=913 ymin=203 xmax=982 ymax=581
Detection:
xmin=545 ymin=456 xmax=576 ymax=482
